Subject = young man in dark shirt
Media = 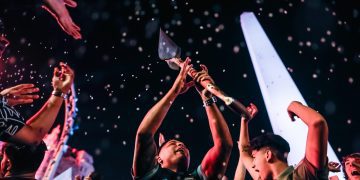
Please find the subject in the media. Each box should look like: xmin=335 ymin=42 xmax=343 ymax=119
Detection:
xmin=132 ymin=58 xmax=233 ymax=179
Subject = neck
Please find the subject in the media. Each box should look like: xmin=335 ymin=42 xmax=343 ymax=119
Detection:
xmin=270 ymin=161 xmax=288 ymax=179
xmin=162 ymin=163 xmax=187 ymax=173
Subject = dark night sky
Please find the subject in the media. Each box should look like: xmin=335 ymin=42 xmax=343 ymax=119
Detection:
xmin=0 ymin=0 xmax=359 ymax=179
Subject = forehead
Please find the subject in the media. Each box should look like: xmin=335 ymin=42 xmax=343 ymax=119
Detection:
xmin=346 ymin=157 xmax=360 ymax=162
xmin=165 ymin=140 xmax=182 ymax=146
xmin=161 ymin=140 xmax=182 ymax=148
xmin=251 ymin=149 xmax=259 ymax=156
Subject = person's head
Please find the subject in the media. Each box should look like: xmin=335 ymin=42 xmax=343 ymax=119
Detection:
xmin=157 ymin=139 xmax=190 ymax=172
xmin=342 ymin=153 xmax=360 ymax=180
xmin=2 ymin=141 xmax=47 ymax=176
xmin=249 ymin=133 xmax=290 ymax=180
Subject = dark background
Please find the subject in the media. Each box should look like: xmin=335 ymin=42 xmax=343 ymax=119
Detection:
xmin=0 ymin=0 xmax=359 ymax=179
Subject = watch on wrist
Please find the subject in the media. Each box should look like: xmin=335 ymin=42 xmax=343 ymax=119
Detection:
xmin=203 ymin=96 xmax=217 ymax=107
xmin=52 ymin=90 xmax=68 ymax=99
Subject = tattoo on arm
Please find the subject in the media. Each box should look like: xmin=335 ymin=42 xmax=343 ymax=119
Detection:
xmin=241 ymin=145 xmax=250 ymax=153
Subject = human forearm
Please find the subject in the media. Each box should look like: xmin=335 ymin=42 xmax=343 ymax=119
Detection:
xmin=239 ymin=118 xmax=250 ymax=155
xmin=234 ymin=157 xmax=246 ymax=180
xmin=205 ymin=104 xmax=233 ymax=149
xmin=239 ymin=118 xmax=259 ymax=179
xmin=137 ymin=88 xmax=177 ymax=136
xmin=43 ymin=0 xmax=69 ymax=16
xmin=288 ymin=101 xmax=326 ymax=126
xmin=26 ymin=95 xmax=64 ymax=137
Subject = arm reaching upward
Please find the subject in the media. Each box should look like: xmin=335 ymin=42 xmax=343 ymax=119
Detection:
xmin=132 ymin=58 xmax=193 ymax=177
xmin=9 ymin=62 xmax=74 ymax=146
xmin=238 ymin=104 xmax=259 ymax=180
xmin=193 ymin=65 xmax=233 ymax=179
xmin=234 ymin=143 xmax=246 ymax=180
xmin=287 ymin=101 xmax=328 ymax=169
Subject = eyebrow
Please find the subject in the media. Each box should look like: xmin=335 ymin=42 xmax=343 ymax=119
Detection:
xmin=166 ymin=140 xmax=177 ymax=146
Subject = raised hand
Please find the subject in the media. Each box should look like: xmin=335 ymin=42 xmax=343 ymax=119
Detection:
xmin=328 ymin=161 xmax=341 ymax=172
xmin=42 ymin=0 xmax=82 ymax=39
xmin=0 ymin=84 xmax=40 ymax=106
xmin=242 ymin=103 xmax=258 ymax=122
xmin=170 ymin=57 xmax=193 ymax=95
xmin=52 ymin=62 xmax=75 ymax=93
xmin=287 ymin=101 xmax=302 ymax=121
xmin=193 ymin=64 xmax=214 ymax=98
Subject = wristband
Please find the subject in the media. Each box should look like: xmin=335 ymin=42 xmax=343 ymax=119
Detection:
xmin=203 ymin=96 xmax=217 ymax=107
xmin=52 ymin=90 xmax=68 ymax=99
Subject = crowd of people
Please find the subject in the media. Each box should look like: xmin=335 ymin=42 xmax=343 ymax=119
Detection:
xmin=0 ymin=58 xmax=358 ymax=179
xmin=131 ymin=57 xmax=360 ymax=180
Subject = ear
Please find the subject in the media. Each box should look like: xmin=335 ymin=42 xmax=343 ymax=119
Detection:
xmin=156 ymin=155 xmax=163 ymax=165
xmin=158 ymin=133 xmax=166 ymax=147
xmin=265 ymin=149 xmax=273 ymax=162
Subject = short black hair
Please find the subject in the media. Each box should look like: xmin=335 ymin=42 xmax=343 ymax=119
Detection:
xmin=342 ymin=152 xmax=360 ymax=179
xmin=4 ymin=141 xmax=47 ymax=173
xmin=158 ymin=139 xmax=175 ymax=154
xmin=250 ymin=133 xmax=290 ymax=163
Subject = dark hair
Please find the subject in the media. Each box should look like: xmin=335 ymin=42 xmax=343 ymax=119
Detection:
xmin=250 ymin=133 xmax=290 ymax=163
xmin=88 ymin=171 xmax=103 ymax=180
xmin=4 ymin=141 xmax=47 ymax=173
xmin=342 ymin=152 xmax=360 ymax=179
xmin=158 ymin=139 xmax=175 ymax=154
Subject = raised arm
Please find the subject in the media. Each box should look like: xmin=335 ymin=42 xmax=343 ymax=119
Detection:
xmin=287 ymin=101 xmax=328 ymax=169
xmin=238 ymin=104 xmax=259 ymax=180
xmin=9 ymin=63 xmax=74 ymax=146
xmin=132 ymin=58 xmax=193 ymax=177
xmin=193 ymin=65 xmax=233 ymax=179
xmin=234 ymin=150 xmax=246 ymax=180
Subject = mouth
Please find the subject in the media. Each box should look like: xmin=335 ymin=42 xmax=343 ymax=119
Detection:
xmin=351 ymin=170 xmax=360 ymax=176
xmin=175 ymin=148 xmax=186 ymax=154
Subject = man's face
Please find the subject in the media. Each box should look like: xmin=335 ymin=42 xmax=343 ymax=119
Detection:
xmin=158 ymin=140 xmax=190 ymax=169
xmin=252 ymin=148 xmax=271 ymax=180
xmin=345 ymin=157 xmax=360 ymax=180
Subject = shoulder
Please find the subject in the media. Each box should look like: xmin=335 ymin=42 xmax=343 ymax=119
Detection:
xmin=132 ymin=164 xmax=160 ymax=180
xmin=189 ymin=165 xmax=208 ymax=180
xmin=294 ymin=158 xmax=329 ymax=180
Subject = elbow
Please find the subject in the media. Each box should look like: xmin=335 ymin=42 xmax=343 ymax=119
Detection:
xmin=216 ymin=140 xmax=233 ymax=154
xmin=27 ymin=133 xmax=43 ymax=146
xmin=135 ymin=130 xmax=154 ymax=143
xmin=310 ymin=118 xmax=328 ymax=129
xmin=27 ymin=127 xmax=47 ymax=146
xmin=31 ymin=139 xmax=43 ymax=146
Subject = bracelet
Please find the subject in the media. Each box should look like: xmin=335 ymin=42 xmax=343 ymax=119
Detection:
xmin=203 ymin=96 xmax=217 ymax=107
xmin=51 ymin=90 xmax=68 ymax=99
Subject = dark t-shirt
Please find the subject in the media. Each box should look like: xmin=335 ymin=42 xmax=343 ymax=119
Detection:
xmin=277 ymin=158 xmax=329 ymax=180
xmin=0 ymin=100 xmax=25 ymax=141
xmin=132 ymin=165 xmax=207 ymax=180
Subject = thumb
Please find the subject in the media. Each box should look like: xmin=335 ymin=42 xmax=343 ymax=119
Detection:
xmin=64 ymin=0 xmax=77 ymax=8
